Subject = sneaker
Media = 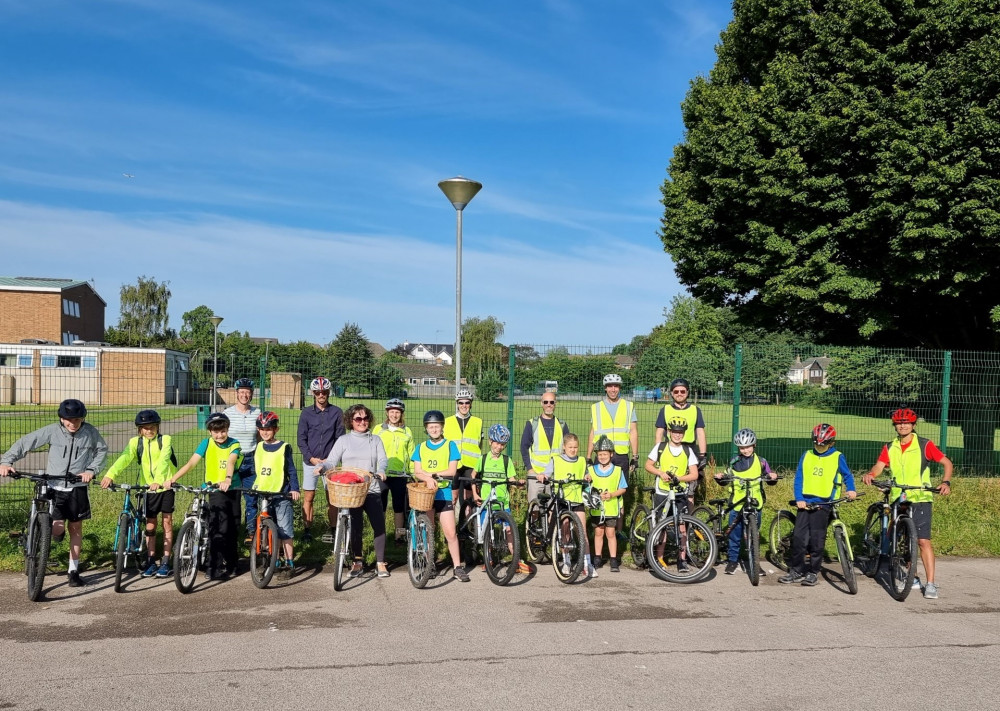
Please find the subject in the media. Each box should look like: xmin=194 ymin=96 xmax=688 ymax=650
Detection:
xmin=141 ymin=561 xmax=158 ymax=578
xmin=912 ymin=577 xmax=922 ymax=591
xmin=677 ymin=559 xmax=690 ymax=573
xmin=594 ymin=556 xmax=606 ymax=569
xmin=349 ymin=562 xmax=363 ymax=578
xmin=52 ymin=531 xmax=66 ymax=544
xmin=517 ymin=561 xmax=532 ymax=575
xmin=923 ymin=582 xmax=938 ymax=599
xmin=155 ymin=561 xmax=171 ymax=578
xmin=67 ymin=570 xmax=84 ymax=587
xmin=589 ymin=565 xmax=598 ymax=579
xmin=244 ymin=534 xmax=253 ymax=545
xmin=453 ymin=565 xmax=470 ymax=582
xmin=778 ymin=570 xmax=805 ymax=584
xmin=560 ymin=562 xmax=571 ymax=577
xmin=377 ymin=565 xmax=390 ymax=579
xmin=801 ymin=572 xmax=819 ymax=586
xmin=302 ymin=528 xmax=313 ymax=543
xmin=610 ymin=557 xmax=620 ymax=573
xmin=725 ymin=561 xmax=739 ymax=575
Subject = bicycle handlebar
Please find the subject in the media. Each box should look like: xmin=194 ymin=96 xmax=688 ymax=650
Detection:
xmin=870 ymin=479 xmax=941 ymax=494
xmin=171 ymin=483 xmax=221 ymax=493
xmin=454 ymin=476 xmax=525 ymax=486
xmin=525 ymin=475 xmax=584 ymax=487
xmin=6 ymin=471 xmax=82 ymax=484
xmin=104 ymin=483 xmax=151 ymax=492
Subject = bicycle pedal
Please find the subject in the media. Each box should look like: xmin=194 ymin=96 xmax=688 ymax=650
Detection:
xmin=8 ymin=530 xmax=21 ymax=539
xmin=320 ymin=533 xmax=334 ymax=544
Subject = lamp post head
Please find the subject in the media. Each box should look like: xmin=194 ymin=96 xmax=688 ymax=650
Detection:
xmin=209 ymin=316 xmax=224 ymax=329
xmin=438 ymin=176 xmax=482 ymax=211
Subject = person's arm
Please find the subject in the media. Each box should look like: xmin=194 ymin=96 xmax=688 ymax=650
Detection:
xmin=218 ymin=451 xmax=238 ymax=492
xmin=297 ymin=412 xmax=311 ymax=464
xmin=793 ymin=453 xmax=807 ymax=506
xmin=586 ymin=427 xmax=595 ymax=460
xmin=938 ymin=454 xmax=954 ymax=494
xmin=678 ymin=449 xmax=699 ymax=484
xmin=863 ymin=446 xmax=891 ymax=485
xmin=653 ymin=407 xmax=666 ymax=445
xmin=629 ymin=422 xmax=639 ymax=459
xmin=170 ymin=439 xmax=207 ymax=487
xmin=1 ymin=425 xmax=55 ymax=471
xmin=81 ymin=428 xmax=108 ymax=481
xmin=519 ymin=421 xmax=533 ymax=471
xmin=285 ymin=446 xmax=301 ymax=501
xmin=318 ymin=438 xmax=346 ymax=476
xmin=374 ymin=437 xmax=388 ymax=480
xmin=102 ymin=437 xmax=138 ymax=487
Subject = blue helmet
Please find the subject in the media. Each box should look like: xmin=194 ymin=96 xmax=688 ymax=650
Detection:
xmin=488 ymin=424 xmax=511 ymax=444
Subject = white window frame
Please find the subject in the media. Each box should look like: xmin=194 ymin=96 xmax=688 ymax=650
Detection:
xmin=41 ymin=355 xmax=57 ymax=368
xmin=17 ymin=354 xmax=32 ymax=368
xmin=82 ymin=356 xmax=97 ymax=369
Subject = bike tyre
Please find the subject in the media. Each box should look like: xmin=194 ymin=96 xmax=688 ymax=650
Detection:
xmin=173 ymin=518 xmax=199 ymax=594
xmin=628 ymin=504 xmax=651 ymax=569
xmin=484 ymin=510 xmax=518 ymax=586
xmin=251 ymin=518 xmax=280 ymax=589
xmin=524 ymin=499 xmax=548 ymax=563
xmin=889 ymin=515 xmax=917 ymax=601
xmin=333 ymin=515 xmax=349 ymax=592
xmin=834 ymin=526 xmax=857 ymax=595
xmin=551 ymin=511 xmax=585 ymax=583
xmin=408 ymin=512 xmax=434 ymax=589
xmin=646 ymin=516 xmax=715 ymax=584
xmin=114 ymin=512 xmax=129 ymax=593
xmin=746 ymin=514 xmax=760 ymax=586
xmin=767 ymin=510 xmax=796 ymax=572
xmin=691 ymin=505 xmax=722 ymax=564
xmin=861 ymin=504 xmax=882 ymax=578
xmin=27 ymin=512 xmax=51 ymax=602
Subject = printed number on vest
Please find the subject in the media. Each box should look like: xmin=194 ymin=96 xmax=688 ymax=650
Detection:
xmin=260 ymin=467 xmax=272 ymax=477
xmin=426 ymin=458 xmax=438 ymax=469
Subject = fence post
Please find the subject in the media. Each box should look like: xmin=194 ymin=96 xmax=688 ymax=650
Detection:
xmin=731 ymin=343 xmax=743 ymax=460
xmin=940 ymin=351 xmax=952 ymax=453
xmin=258 ymin=356 xmax=266 ymax=411
xmin=506 ymin=345 xmax=516 ymax=458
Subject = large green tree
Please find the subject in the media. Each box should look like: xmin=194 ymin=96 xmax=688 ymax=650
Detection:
xmin=109 ymin=276 xmax=173 ymax=346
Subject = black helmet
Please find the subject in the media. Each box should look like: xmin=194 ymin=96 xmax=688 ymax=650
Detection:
xmin=594 ymin=435 xmax=615 ymax=453
xmin=234 ymin=378 xmax=254 ymax=391
xmin=669 ymin=378 xmax=690 ymax=392
xmin=206 ymin=412 xmax=230 ymax=430
xmin=134 ymin=409 xmax=161 ymax=426
xmin=58 ymin=399 xmax=87 ymax=419
xmin=423 ymin=410 xmax=445 ymax=425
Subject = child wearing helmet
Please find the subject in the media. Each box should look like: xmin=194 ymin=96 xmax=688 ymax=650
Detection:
xmin=715 ymin=428 xmax=777 ymax=575
xmin=373 ymin=398 xmax=415 ymax=544
xmin=413 ymin=409 xmax=469 ymax=582
xmin=250 ymin=411 xmax=301 ymax=578
xmin=101 ymin=409 xmax=179 ymax=578
xmin=587 ymin=373 xmax=638 ymax=541
xmin=536 ymin=433 xmax=588 ymax=576
xmin=644 ymin=417 xmax=700 ymax=572
xmin=472 ymin=424 xmax=531 ymax=575
xmin=778 ymin=424 xmax=857 ymax=587
xmin=169 ymin=412 xmax=243 ymax=580
xmin=862 ymin=408 xmax=953 ymax=599
xmin=444 ymin=388 xmax=483 ymax=523
xmin=585 ymin=435 xmax=628 ymax=574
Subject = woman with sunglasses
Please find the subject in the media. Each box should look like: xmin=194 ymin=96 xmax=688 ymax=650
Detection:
xmin=319 ymin=404 xmax=390 ymax=578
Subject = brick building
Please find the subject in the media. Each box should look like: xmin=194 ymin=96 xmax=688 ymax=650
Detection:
xmin=0 ymin=276 xmax=106 ymax=345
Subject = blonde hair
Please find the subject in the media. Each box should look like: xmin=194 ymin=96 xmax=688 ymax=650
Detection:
xmin=562 ymin=433 xmax=579 ymax=445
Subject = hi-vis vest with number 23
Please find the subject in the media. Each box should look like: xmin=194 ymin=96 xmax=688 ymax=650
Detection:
xmin=591 ymin=400 xmax=634 ymax=455
xmin=252 ymin=442 xmax=288 ymax=493
xmin=204 ymin=439 xmax=243 ymax=486
xmin=444 ymin=415 xmax=482 ymax=468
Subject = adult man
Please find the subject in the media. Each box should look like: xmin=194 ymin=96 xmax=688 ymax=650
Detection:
xmin=296 ymin=377 xmax=345 ymax=542
xmin=654 ymin=378 xmax=707 ymax=468
xmin=444 ymin=388 xmax=482 ymax=517
xmin=863 ymin=408 xmax=953 ymax=599
xmin=0 ymin=399 xmax=108 ymax=587
xmin=587 ymin=374 xmax=638 ymax=535
xmin=520 ymin=390 xmax=569 ymax=502
xmin=224 ymin=377 xmax=260 ymax=541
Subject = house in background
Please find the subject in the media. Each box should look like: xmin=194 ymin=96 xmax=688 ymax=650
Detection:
xmin=399 ymin=341 xmax=454 ymax=366
xmin=787 ymin=355 xmax=833 ymax=387
xmin=0 ymin=276 xmax=106 ymax=345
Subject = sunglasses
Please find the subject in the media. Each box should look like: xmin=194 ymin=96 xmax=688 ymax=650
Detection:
xmin=457 ymin=401 xmax=472 ymax=406
xmin=672 ymin=389 xmax=688 ymax=394
xmin=352 ymin=416 xmax=370 ymax=422
xmin=542 ymin=400 xmax=555 ymax=405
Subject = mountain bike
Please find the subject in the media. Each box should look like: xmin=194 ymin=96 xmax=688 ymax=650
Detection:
xmin=860 ymin=477 xmax=939 ymax=601
xmin=172 ymin=483 xmax=216 ymax=594
xmin=248 ymin=490 xmax=284 ymax=589
xmin=7 ymin=471 xmax=78 ymax=601
xmin=768 ymin=495 xmax=862 ymax=594
xmin=631 ymin=485 xmax=716 ymax=583
xmin=524 ymin=476 xmax=587 ymax=583
xmin=106 ymin=482 xmax=151 ymax=593
xmin=456 ymin=475 xmax=522 ymax=586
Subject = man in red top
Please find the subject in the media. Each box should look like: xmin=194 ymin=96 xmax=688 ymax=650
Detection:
xmin=863 ymin=408 xmax=953 ymax=599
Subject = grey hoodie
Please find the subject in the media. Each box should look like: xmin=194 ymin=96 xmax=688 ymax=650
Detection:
xmin=322 ymin=430 xmax=387 ymax=495
xmin=2 ymin=422 xmax=108 ymax=491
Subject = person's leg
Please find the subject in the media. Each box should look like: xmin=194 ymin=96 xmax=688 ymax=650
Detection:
xmin=146 ymin=516 xmax=159 ymax=559
xmin=300 ymin=464 xmax=318 ymax=539
xmin=349 ymin=506 xmax=365 ymax=560
xmin=728 ymin=510 xmax=743 ymax=563
xmin=789 ymin=511 xmax=810 ymax=573
xmin=594 ymin=525 xmax=605 ymax=559
xmin=606 ymin=523 xmax=618 ymax=558
xmin=224 ymin=490 xmax=240 ymax=573
xmin=808 ymin=508 xmax=830 ymax=575
xmin=161 ymin=513 xmax=173 ymax=565
xmin=439 ymin=510 xmax=462 ymax=566
xmin=67 ymin=520 xmax=84 ymax=568
xmin=365 ymin=494 xmax=387 ymax=563
xmin=207 ymin=491 xmax=226 ymax=577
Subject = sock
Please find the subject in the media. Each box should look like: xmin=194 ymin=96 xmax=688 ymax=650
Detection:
xmin=584 ymin=554 xmax=591 ymax=568
xmin=161 ymin=555 xmax=170 ymax=566
xmin=68 ymin=558 xmax=79 ymax=573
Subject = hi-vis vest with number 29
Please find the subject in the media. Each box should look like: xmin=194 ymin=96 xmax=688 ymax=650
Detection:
xmin=418 ymin=439 xmax=455 ymax=489
xmin=444 ymin=416 xmax=482 ymax=468
xmin=204 ymin=439 xmax=243 ymax=485
xmin=252 ymin=442 xmax=288 ymax=493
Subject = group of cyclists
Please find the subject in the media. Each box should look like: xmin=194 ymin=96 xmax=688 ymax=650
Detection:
xmin=0 ymin=372 xmax=953 ymax=598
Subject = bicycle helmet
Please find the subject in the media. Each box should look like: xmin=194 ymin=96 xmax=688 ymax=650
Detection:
xmin=134 ymin=409 xmax=161 ymax=426
xmin=594 ymin=435 xmax=616 ymax=453
xmin=733 ymin=428 xmax=757 ymax=447
xmin=256 ymin=411 xmax=279 ymax=429
xmin=309 ymin=376 xmax=332 ymax=392
xmin=455 ymin=388 xmax=474 ymax=402
xmin=385 ymin=397 xmax=405 ymax=412
xmin=206 ymin=412 xmax=230 ymax=429
xmin=581 ymin=484 xmax=603 ymax=509
xmin=487 ymin=424 xmax=511 ymax=444
xmin=603 ymin=373 xmax=622 ymax=386
xmin=58 ymin=398 xmax=87 ymax=419
xmin=812 ymin=423 xmax=836 ymax=446
xmin=423 ymin=410 xmax=445 ymax=425
xmin=234 ymin=377 xmax=254 ymax=391
xmin=891 ymin=408 xmax=918 ymax=424
xmin=666 ymin=416 xmax=689 ymax=432
xmin=669 ymin=378 xmax=690 ymax=392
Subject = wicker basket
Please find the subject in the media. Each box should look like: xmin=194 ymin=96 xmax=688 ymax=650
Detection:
xmin=407 ymin=482 xmax=437 ymax=512
xmin=326 ymin=469 xmax=371 ymax=508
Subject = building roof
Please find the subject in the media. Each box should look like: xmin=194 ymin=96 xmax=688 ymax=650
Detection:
xmin=396 ymin=361 xmax=452 ymax=379
xmin=789 ymin=355 xmax=833 ymax=371
xmin=0 ymin=276 xmax=107 ymax=305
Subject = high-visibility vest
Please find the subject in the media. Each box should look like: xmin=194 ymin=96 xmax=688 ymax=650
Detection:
xmin=729 ymin=454 xmax=763 ymax=512
xmin=887 ymin=436 xmax=933 ymax=504
xmin=588 ymin=464 xmax=624 ymax=518
xmin=444 ymin=415 xmax=482 ymax=468
xmin=477 ymin=453 xmax=513 ymax=504
xmin=528 ymin=416 xmax=566 ymax=471
xmin=552 ymin=455 xmax=586 ymax=504
xmin=801 ymin=450 xmax=842 ymax=500
xmin=373 ymin=424 xmax=414 ymax=474
xmin=661 ymin=404 xmax=700 ymax=445
xmin=204 ymin=439 xmax=243 ymax=485
xmin=654 ymin=441 xmax=694 ymax=495
xmin=590 ymin=399 xmax=634 ymax=455
xmin=253 ymin=442 xmax=288 ymax=493
xmin=416 ymin=439 xmax=455 ymax=490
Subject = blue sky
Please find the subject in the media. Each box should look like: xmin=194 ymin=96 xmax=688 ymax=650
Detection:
xmin=0 ymin=0 xmax=733 ymax=350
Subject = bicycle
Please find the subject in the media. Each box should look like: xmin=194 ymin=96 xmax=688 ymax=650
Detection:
xmin=630 ymin=484 xmax=716 ymax=583
xmin=524 ymin=476 xmax=587 ymax=583
xmin=324 ymin=470 xmax=370 ymax=592
xmin=105 ymin=482 xmax=151 ymax=593
xmin=860 ymin=477 xmax=939 ymax=601
xmin=172 ymin=483 xmax=217 ymax=594
xmin=248 ymin=490 xmax=285 ymax=589
xmin=768 ymin=495 xmax=863 ymax=594
xmin=403 ymin=477 xmax=436 ymax=589
xmin=455 ymin=475 xmax=522 ymax=586
xmin=6 ymin=471 xmax=78 ymax=601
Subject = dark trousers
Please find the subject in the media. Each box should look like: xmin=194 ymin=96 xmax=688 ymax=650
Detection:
xmin=208 ymin=489 xmax=240 ymax=576
xmin=381 ymin=476 xmax=409 ymax=521
xmin=350 ymin=493 xmax=386 ymax=563
xmin=790 ymin=507 xmax=830 ymax=574
xmin=241 ymin=472 xmax=258 ymax=535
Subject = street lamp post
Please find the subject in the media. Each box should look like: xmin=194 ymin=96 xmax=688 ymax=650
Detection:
xmin=262 ymin=338 xmax=275 ymax=411
xmin=209 ymin=316 xmax=224 ymax=408
xmin=438 ymin=176 xmax=482 ymax=396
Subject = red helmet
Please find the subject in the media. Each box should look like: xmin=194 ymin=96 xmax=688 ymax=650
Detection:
xmin=891 ymin=408 xmax=918 ymax=425
xmin=812 ymin=423 xmax=836 ymax=446
xmin=256 ymin=411 xmax=279 ymax=429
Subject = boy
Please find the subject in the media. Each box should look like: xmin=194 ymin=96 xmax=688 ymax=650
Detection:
xmin=536 ymin=433 xmax=587 ymax=576
xmin=0 ymin=399 xmax=107 ymax=587
xmin=471 ymin=424 xmax=530 ymax=575
xmin=168 ymin=412 xmax=242 ymax=580
xmin=715 ymin=428 xmax=777 ymax=574
xmin=101 ymin=409 xmax=178 ymax=578
xmin=778 ymin=424 xmax=856 ymax=586
xmin=645 ymin=417 xmax=699 ymax=571
xmin=249 ymin=411 xmax=301 ymax=578
xmin=585 ymin=435 xmax=628 ymax=573
xmin=413 ymin=410 xmax=469 ymax=582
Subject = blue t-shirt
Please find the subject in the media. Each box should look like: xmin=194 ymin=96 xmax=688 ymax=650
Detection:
xmin=590 ymin=462 xmax=628 ymax=490
xmin=794 ymin=447 xmax=855 ymax=503
xmin=414 ymin=439 xmax=461 ymax=500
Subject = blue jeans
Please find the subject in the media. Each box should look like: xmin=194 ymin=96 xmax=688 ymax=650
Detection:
xmin=240 ymin=461 xmax=257 ymax=536
xmin=727 ymin=509 xmax=761 ymax=562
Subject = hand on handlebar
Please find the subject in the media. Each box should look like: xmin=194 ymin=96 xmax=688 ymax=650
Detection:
xmin=0 ymin=464 xmax=14 ymax=477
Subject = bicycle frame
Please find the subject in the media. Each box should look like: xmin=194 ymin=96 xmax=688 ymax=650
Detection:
xmin=111 ymin=485 xmax=148 ymax=556
xmin=457 ymin=476 xmax=508 ymax=545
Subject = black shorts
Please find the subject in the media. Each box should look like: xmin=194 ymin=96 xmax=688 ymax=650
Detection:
xmin=653 ymin=492 xmax=689 ymax=515
xmin=145 ymin=490 xmax=176 ymax=516
xmin=566 ymin=503 xmax=586 ymax=512
xmin=453 ymin=467 xmax=474 ymax=493
xmin=908 ymin=502 xmax=932 ymax=539
xmin=50 ymin=487 xmax=91 ymax=523
xmin=433 ymin=499 xmax=455 ymax=514
xmin=593 ymin=516 xmax=618 ymax=527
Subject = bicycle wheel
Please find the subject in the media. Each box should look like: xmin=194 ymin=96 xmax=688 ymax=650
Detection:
xmin=691 ymin=505 xmax=722 ymax=564
xmin=173 ymin=518 xmax=200 ymax=594
xmin=746 ymin=514 xmax=760 ymax=586
xmin=646 ymin=516 xmax=715 ymax=583
xmin=684 ymin=517 xmax=717 ymax=579
xmin=251 ymin=518 xmax=280 ymax=589
xmin=767 ymin=510 xmax=796 ymax=572
xmin=26 ymin=512 xmax=51 ymax=602
xmin=114 ymin=512 xmax=130 ymax=593
xmin=408 ymin=512 xmax=434 ymax=589
xmin=524 ymin=499 xmax=548 ymax=563
xmin=628 ymin=504 xmax=651 ymax=568
xmin=861 ymin=504 xmax=883 ymax=578
xmin=834 ymin=526 xmax=857 ymax=595
xmin=484 ymin=510 xmax=518 ymax=586
xmin=551 ymin=511 xmax=585 ymax=583
xmin=333 ymin=514 xmax=350 ymax=592
xmin=889 ymin=516 xmax=918 ymax=601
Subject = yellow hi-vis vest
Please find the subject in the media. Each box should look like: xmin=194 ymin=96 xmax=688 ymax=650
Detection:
xmin=373 ymin=424 xmax=415 ymax=474
xmin=655 ymin=442 xmax=694 ymax=495
xmin=663 ymin=404 xmax=700 ymax=445
xmin=588 ymin=464 xmax=624 ymax=518
xmin=801 ymin=450 xmax=843 ymax=500
xmin=590 ymin=399 xmax=634 ymax=455
xmin=416 ymin=439 xmax=455 ymax=489
xmin=204 ymin=439 xmax=243 ymax=486
xmin=729 ymin=454 xmax=763 ymax=512
xmin=444 ymin=415 xmax=482 ymax=468
xmin=252 ymin=442 xmax=288 ymax=493
xmin=528 ymin=416 xmax=566 ymax=471
xmin=552 ymin=455 xmax=586 ymax=504
xmin=887 ymin=436 xmax=933 ymax=504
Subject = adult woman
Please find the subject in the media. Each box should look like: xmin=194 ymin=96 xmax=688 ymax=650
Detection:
xmin=320 ymin=404 xmax=389 ymax=578
xmin=373 ymin=398 xmax=414 ymax=544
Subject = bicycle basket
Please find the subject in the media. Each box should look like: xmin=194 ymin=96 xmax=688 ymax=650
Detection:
xmin=406 ymin=482 xmax=436 ymax=512
xmin=326 ymin=469 xmax=371 ymax=508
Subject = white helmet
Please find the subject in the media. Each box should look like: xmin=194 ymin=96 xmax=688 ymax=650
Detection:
xmin=455 ymin=388 xmax=474 ymax=402
xmin=603 ymin=373 xmax=622 ymax=386
xmin=733 ymin=428 xmax=757 ymax=447
xmin=310 ymin=377 xmax=332 ymax=392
